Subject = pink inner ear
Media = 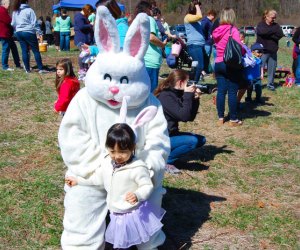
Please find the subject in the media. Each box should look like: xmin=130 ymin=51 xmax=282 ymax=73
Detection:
xmin=129 ymin=27 xmax=142 ymax=57
xmin=100 ymin=20 xmax=112 ymax=51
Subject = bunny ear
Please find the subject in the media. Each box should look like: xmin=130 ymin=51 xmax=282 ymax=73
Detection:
xmin=132 ymin=106 xmax=158 ymax=130
xmin=95 ymin=6 xmax=120 ymax=53
xmin=123 ymin=13 xmax=150 ymax=60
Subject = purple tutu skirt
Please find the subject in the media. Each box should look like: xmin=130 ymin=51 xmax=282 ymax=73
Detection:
xmin=105 ymin=201 xmax=165 ymax=249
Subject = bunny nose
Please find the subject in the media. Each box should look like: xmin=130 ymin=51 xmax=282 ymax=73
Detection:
xmin=109 ymin=86 xmax=119 ymax=94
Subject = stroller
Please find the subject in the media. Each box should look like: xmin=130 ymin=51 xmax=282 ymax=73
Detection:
xmin=166 ymin=37 xmax=192 ymax=69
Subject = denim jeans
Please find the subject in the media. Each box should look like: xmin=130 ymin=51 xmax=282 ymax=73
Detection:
xmin=16 ymin=31 xmax=43 ymax=71
xmin=168 ymin=132 xmax=206 ymax=164
xmin=187 ymin=44 xmax=204 ymax=82
xmin=146 ymin=67 xmax=159 ymax=92
xmin=261 ymin=52 xmax=277 ymax=88
xmin=295 ymin=56 xmax=300 ymax=85
xmin=215 ymin=62 xmax=240 ymax=121
xmin=60 ymin=32 xmax=70 ymax=51
xmin=1 ymin=38 xmax=10 ymax=70
xmin=203 ymin=44 xmax=212 ymax=74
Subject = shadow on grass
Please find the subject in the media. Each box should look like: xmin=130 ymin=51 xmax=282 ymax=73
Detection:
xmin=160 ymin=187 xmax=226 ymax=249
xmin=238 ymin=96 xmax=273 ymax=121
xmin=175 ymin=145 xmax=234 ymax=171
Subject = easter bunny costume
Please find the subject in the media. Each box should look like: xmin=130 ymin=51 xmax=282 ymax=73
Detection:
xmin=58 ymin=6 xmax=170 ymax=250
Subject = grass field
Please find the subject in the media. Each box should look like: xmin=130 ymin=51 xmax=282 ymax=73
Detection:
xmin=0 ymin=37 xmax=299 ymax=249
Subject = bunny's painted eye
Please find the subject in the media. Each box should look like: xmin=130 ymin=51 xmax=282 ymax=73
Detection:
xmin=120 ymin=76 xmax=129 ymax=84
xmin=104 ymin=73 xmax=112 ymax=81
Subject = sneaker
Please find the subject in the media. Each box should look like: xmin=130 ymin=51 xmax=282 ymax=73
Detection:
xmin=245 ymin=97 xmax=252 ymax=103
xmin=78 ymin=69 xmax=86 ymax=75
xmin=165 ymin=164 xmax=181 ymax=174
xmin=4 ymin=67 xmax=14 ymax=71
xmin=267 ymin=85 xmax=275 ymax=91
xmin=38 ymin=69 xmax=49 ymax=74
xmin=255 ymin=98 xmax=265 ymax=105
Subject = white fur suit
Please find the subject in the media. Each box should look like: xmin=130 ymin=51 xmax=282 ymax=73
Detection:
xmin=58 ymin=7 xmax=170 ymax=250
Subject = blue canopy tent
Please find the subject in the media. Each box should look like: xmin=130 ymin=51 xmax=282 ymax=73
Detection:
xmin=52 ymin=0 xmax=125 ymax=11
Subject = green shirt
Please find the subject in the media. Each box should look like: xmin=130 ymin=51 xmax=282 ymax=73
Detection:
xmin=53 ymin=17 xmax=60 ymax=32
xmin=144 ymin=16 xmax=162 ymax=69
xmin=59 ymin=16 xmax=72 ymax=32
xmin=88 ymin=13 xmax=96 ymax=25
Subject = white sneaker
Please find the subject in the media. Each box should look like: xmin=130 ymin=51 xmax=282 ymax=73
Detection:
xmin=38 ymin=69 xmax=49 ymax=74
xmin=5 ymin=68 xmax=14 ymax=71
xmin=165 ymin=164 xmax=181 ymax=174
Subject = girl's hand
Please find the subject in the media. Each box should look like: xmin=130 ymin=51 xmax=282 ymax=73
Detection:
xmin=65 ymin=176 xmax=78 ymax=187
xmin=125 ymin=192 xmax=138 ymax=204
xmin=194 ymin=88 xmax=202 ymax=98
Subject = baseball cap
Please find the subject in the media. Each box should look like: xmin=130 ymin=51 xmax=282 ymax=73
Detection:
xmin=251 ymin=43 xmax=264 ymax=52
xmin=53 ymin=9 xmax=60 ymax=14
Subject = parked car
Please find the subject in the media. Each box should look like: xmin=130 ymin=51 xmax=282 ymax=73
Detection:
xmin=170 ymin=24 xmax=187 ymax=41
xmin=280 ymin=25 xmax=295 ymax=37
xmin=239 ymin=26 xmax=256 ymax=36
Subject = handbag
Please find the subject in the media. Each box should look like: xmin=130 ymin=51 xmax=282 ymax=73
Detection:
xmin=223 ymin=26 xmax=243 ymax=69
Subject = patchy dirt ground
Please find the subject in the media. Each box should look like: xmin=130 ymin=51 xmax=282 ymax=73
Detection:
xmin=1 ymin=51 xmax=299 ymax=249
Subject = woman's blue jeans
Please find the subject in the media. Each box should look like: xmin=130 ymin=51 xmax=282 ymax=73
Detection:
xmin=16 ymin=31 xmax=43 ymax=71
xmin=146 ymin=67 xmax=159 ymax=92
xmin=295 ymin=56 xmax=300 ymax=85
xmin=60 ymin=32 xmax=70 ymax=51
xmin=215 ymin=62 xmax=240 ymax=121
xmin=187 ymin=44 xmax=204 ymax=82
xmin=168 ymin=132 xmax=206 ymax=164
xmin=1 ymin=38 xmax=20 ymax=69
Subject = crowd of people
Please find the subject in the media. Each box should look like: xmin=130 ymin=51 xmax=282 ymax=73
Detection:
xmin=1 ymin=0 xmax=299 ymax=249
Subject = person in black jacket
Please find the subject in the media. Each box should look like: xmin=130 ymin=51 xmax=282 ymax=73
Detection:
xmin=256 ymin=9 xmax=284 ymax=91
xmin=292 ymin=27 xmax=300 ymax=86
xmin=154 ymin=69 xmax=206 ymax=174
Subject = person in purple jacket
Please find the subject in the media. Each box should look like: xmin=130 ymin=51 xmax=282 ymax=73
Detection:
xmin=74 ymin=4 xmax=94 ymax=76
xmin=74 ymin=4 xmax=94 ymax=46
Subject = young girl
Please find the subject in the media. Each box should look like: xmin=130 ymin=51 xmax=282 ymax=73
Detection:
xmin=65 ymin=123 xmax=165 ymax=249
xmin=54 ymin=58 xmax=80 ymax=115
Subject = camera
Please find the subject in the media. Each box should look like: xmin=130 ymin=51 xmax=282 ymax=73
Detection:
xmin=187 ymin=80 xmax=212 ymax=94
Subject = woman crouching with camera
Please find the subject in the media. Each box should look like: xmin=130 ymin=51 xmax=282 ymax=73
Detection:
xmin=154 ymin=69 xmax=206 ymax=174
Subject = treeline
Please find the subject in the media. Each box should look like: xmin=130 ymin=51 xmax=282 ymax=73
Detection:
xmin=159 ymin=0 xmax=300 ymax=25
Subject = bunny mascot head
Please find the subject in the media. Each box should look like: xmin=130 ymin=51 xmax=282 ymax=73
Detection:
xmin=85 ymin=6 xmax=150 ymax=109
xmin=59 ymin=6 xmax=170 ymax=250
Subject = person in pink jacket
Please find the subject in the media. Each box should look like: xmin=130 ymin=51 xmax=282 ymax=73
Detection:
xmin=212 ymin=7 xmax=245 ymax=126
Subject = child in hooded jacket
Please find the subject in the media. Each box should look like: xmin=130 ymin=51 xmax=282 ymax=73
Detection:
xmin=65 ymin=123 xmax=165 ymax=249
xmin=54 ymin=58 xmax=80 ymax=116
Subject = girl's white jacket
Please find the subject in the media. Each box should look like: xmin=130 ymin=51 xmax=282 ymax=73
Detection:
xmin=77 ymin=156 xmax=154 ymax=213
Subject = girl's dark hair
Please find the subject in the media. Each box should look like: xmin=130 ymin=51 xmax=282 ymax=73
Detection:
xmin=105 ymin=123 xmax=136 ymax=151
xmin=134 ymin=1 xmax=151 ymax=16
xmin=55 ymin=58 xmax=76 ymax=92
xmin=95 ymin=0 xmax=121 ymax=19
xmin=154 ymin=69 xmax=189 ymax=96
xmin=12 ymin=0 xmax=28 ymax=11
xmin=187 ymin=1 xmax=198 ymax=15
